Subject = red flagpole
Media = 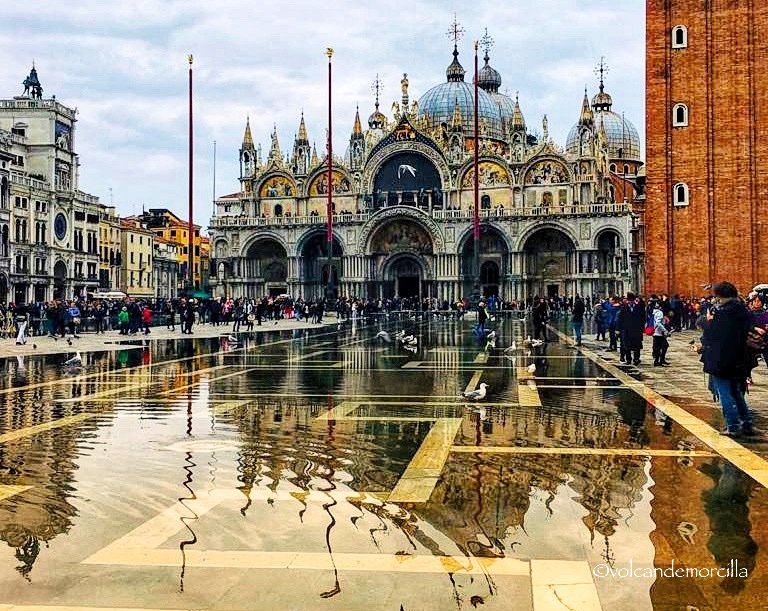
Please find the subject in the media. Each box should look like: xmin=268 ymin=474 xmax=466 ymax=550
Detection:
xmin=187 ymin=54 xmax=194 ymax=291
xmin=326 ymin=48 xmax=333 ymax=243
xmin=473 ymin=42 xmax=480 ymax=241
xmin=325 ymin=48 xmax=334 ymax=301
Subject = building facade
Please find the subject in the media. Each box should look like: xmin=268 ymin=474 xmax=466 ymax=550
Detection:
xmin=209 ymin=43 xmax=641 ymax=301
xmin=0 ymin=66 xmax=103 ymax=303
xmin=119 ymin=217 xmax=154 ymax=298
xmin=138 ymin=208 xmax=209 ymax=292
xmin=646 ymin=0 xmax=768 ymax=294
xmin=153 ymin=237 xmax=180 ymax=299
xmin=99 ymin=206 xmax=122 ymax=291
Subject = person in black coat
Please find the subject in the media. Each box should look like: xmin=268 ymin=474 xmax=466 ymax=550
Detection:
xmin=572 ymin=295 xmax=586 ymax=345
xmin=532 ymin=297 xmax=549 ymax=341
xmin=701 ymin=281 xmax=754 ymax=436
xmin=617 ymin=292 xmax=646 ymax=365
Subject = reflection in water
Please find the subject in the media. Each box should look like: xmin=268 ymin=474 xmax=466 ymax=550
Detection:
xmin=0 ymin=320 xmax=765 ymax=610
xmin=177 ymin=450 xmax=199 ymax=593
xmin=701 ymin=460 xmax=758 ymax=594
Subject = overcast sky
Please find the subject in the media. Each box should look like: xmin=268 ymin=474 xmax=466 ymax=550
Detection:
xmin=0 ymin=1 xmax=644 ymax=225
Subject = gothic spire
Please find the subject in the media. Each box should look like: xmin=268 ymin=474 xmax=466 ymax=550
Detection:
xmin=352 ymin=105 xmax=363 ymax=137
xmin=579 ymin=87 xmax=594 ymax=126
xmin=242 ymin=116 xmax=254 ymax=149
xmin=512 ymin=92 xmax=526 ymax=130
xmin=297 ymin=111 xmax=308 ymax=142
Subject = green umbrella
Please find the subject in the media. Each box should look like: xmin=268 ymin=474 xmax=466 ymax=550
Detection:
xmin=184 ymin=289 xmax=211 ymax=299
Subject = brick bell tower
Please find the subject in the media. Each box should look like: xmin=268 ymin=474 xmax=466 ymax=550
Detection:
xmin=645 ymin=0 xmax=768 ymax=295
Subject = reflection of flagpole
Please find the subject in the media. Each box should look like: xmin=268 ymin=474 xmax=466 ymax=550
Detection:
xmin=472 ymin=40 xmax=481 ymax=303
xmin=325 ymin=48 xmax=334 ymax=302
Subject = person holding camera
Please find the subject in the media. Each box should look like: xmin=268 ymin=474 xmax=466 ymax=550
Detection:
xmin=700 ymin=281 xmax=755 ymax=437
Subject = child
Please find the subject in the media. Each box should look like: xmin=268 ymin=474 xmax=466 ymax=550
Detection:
xmin=652 ymin=310 xmax=671 ymax=366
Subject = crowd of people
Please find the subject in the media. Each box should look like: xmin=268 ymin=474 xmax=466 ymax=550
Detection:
xmin=3 ymin=282 xmax=766 ymax=438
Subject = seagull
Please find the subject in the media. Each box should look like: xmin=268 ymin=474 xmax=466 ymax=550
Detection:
xmin=375 ymin=331 xmax=392 ymax=343
xmin=227 ymin=334 xmax=239 ymax=343
xmin=398 ymin=164 xmax=417 ymax=179
xmin=527 ymin=363 xmax=537 ymax=374
xmin=484 ymin=330 xmax=497 ymax=350
xmin=64 ymin=352 xmax=82 ymax=367
xmin=463 ymin=382 xmax=488 ymax=401
xmin=473 ymin=406 xmax=488 ymax=421
xmin=522 ymin=336 xmax=544 ymax=348
xmin=403 ymin=344 xmax=417 ymax=354
xmin=401 ymin=335 xmax=417 ymax=346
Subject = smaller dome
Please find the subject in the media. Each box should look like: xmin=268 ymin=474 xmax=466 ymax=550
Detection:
xmin=592 ymin=90 xmax=613 ymax=111
xmin=368 ymin=105 xmax=386 ymax=130
xmin=478 ymin=53 xmax=502 ymax=93
xmin=446 ymin=45 xmax=466 ymax=82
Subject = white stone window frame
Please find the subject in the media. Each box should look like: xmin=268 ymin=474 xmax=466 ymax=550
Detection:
xmin=672 ymin=103 xmax=689 ymax=127
xmin=673 ymin=182 xmax=689 ymax=207
xmin=672 ymin=25 xmax=688 ymax=49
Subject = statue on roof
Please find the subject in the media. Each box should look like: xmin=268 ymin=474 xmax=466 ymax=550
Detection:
xmin=22 ymin=65 xmax=43 ymax=100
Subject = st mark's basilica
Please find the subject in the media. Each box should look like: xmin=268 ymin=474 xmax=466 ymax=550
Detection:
xmin=209 ymin=37 xmax=643 ymax=302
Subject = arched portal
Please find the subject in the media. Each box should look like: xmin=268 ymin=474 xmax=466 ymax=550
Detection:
xmin=372 ymin=151 xmax=442 ymax=210
xmin=245 ymin=238 xmax=289 ymax=297
xmin=460 ymin=225 xmax=509 ymax=298
xmin=53 ymin=260 xmax=67 ymax=300
xmin=522 ymin=227 xmax=576 ymax=299
xmin=299 ymin=232 xmax=344 ymax=299
xmin=369 ymin=218 xmax=434 ymax=299
xmin=383 ymin=254 xmax=424 ymax=299
xmin=595 ymin=229 xmax=624 ymax=297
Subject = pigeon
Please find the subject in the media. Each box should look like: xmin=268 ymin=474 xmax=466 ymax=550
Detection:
xmin=463 ymin=383 xmax=488 ymax=401
xmin=527 ymin=363 xmax=537 ymax=374
xmin=32 ymin=344 xmax=37 ymax=349
xmin=375 ymin=331 xmax=392 ymax=343
xmin=67 ymin=338 xmax=72 ymax=346
xmin=64 ymin=352 xmax=82 ymax=367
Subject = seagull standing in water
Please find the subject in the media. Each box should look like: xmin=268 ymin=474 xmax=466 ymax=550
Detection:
xmin=63 ymin=352 xmax=82 ymax=367
xmin=462 ymin=382 xmax=488 ymax=401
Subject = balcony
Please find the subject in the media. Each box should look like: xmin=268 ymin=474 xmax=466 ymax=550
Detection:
xmin=208 ymin=202 xmax=631 ymax=230
xmin=11 ymin=172 xmax=49 ymax=190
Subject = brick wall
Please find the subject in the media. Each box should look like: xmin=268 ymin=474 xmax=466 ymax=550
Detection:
xmin=646 ymin=0 xmax=768 ymax=295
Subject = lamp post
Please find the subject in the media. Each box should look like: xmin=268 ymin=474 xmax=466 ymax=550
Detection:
xmin=325 ymin=47 xmax=335 ymax=304
xmin=471 ymin=40 xmax=481 ymax=307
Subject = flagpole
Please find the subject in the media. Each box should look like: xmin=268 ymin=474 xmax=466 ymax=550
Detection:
xmin=472 ymin=40 xmax=481 ymax=305
xmin=325 ymin=48 xmax=335 ymax=303
xmin=187 ymin=54 xmax=194 ymax=292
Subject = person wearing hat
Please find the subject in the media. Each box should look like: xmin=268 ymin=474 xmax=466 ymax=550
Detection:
xmin=118 ymin=306 xmax=130 ymax=335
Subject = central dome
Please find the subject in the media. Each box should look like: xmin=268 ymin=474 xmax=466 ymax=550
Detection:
xmin=417 ymin=46 xmax=504 ymax=140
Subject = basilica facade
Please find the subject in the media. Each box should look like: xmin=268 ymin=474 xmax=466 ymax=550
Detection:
xmin=208 ymin=44 xmax=642 ymax=302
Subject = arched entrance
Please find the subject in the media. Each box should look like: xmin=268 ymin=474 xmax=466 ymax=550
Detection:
xmin=53 ymin=260 xmax=67 ymax=300
xmin=460 ymin=226 xmax=509 ymax=298
xmin=595 ymin=229 xmax=624 ymax=297
xmin=369 ymin=218 xmax=434 ymax=299
xmin=299 ymin=232 xmax=343 ymax=299
xmin=372 ymin=151 xmax=442 ymax=210
xmin=522 ymin=227 xmax=576 ymax=298
xmin=245 ymin=238 xmax=288 ymax=297
xmin=385 ymin=255 xmax=424 ymax=298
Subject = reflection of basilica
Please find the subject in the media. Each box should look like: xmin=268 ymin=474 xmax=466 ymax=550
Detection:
xmin=210 ymin=32 xmax=643 ymax=300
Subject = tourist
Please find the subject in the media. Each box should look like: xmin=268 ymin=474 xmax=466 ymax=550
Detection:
xmin=532 ymin=297 xmax=549 ymax=341
xmin=617 ymin=292 xmax=645 ymax=365
xmin=571 ymin=295 xmax=585 ymax=345
xmin=652 ymin=307 xmax=671 ymax=366
xmin=700 ymin=281 xmax=754 ymax=436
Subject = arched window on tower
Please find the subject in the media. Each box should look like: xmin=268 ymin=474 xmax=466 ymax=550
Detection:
xmin=672 ymin=103 xmax=689 ymax=127
xmin=673 ymin=182 xmax=689 ymax=206
xmin=672 ymin=25 xmax=688 ymax=49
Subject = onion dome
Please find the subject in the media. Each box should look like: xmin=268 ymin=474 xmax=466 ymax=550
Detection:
xmin=417 ymin=45 xmax=504 ymax=140
xmin=478 ymin=52 xmax=502 ymax=93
